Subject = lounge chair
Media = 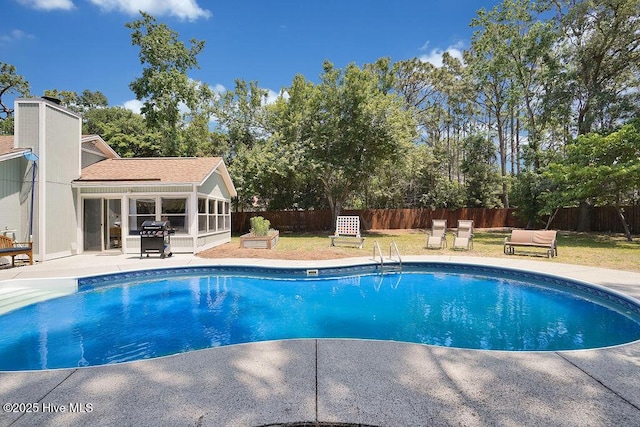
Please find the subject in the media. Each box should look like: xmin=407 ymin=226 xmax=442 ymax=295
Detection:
xmin=426 ymin=219 xmax=447 ymax=249
xmin=452 ymin=220 xmax=473 ymax=250
xmin=329 ymin=215 xmax=365 ymax=248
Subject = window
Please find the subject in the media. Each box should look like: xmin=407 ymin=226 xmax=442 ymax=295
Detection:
xmin=217 ymin=200 xmax=225 ymax=230
xmin=208 ymin=199 xmax=216 ymax=232
xmin=161 ymin=198 xmax=187 ymax=233
xmin=224 ymin=201 xmax=230 ymax=229
xmin=129 ymin=197 xmax=188 ymax=235
xmin=198 ymin=198 xmax=207 ymax=233
xmin=197 ymin=197 xmax=231 ymax=235
xmin=217 ymin=200 xmax=230 ymax=231
xmin=128 ymin=198 xmax=155 ymax=235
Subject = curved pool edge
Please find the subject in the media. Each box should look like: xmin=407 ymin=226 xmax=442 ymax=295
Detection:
xmin=3 ymin=254 xmax=640 ymax=426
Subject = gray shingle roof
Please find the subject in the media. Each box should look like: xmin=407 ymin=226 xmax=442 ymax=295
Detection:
xmin=77 ymin=157 xmax=224 ymax=184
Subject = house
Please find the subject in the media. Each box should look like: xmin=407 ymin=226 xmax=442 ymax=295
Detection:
xmin=0 ymin=97 xmax=236 ymax=264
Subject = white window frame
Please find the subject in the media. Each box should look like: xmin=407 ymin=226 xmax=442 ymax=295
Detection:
xmin=128 ymin=195 xmax=189 ymax=235
xmin=160 ymin=197 xmax=188 ymax=234
xmin=128 ymin=197 xmax=156 ymax=235
xmin=197 ymin=196 xmax=231 ymax=235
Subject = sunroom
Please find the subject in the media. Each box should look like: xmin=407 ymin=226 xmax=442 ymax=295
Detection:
xmin=73 ymin=157 xmax=236 ymax=255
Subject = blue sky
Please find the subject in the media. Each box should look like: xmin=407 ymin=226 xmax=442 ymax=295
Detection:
xmin=3 ymin=0 xmax=500 ymax=111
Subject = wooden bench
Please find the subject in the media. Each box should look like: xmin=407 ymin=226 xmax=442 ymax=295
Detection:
xmin=503 ymin=230 xmax=557 ymax=258
xmin=329 ymin=216 xmax=365 ymax=249
xmin=0 ymin=235 xmax=33 ymax=267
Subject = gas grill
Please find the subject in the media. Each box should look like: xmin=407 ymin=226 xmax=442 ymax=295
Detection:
xmin=140 ymin=220 xmax=174 ymax=258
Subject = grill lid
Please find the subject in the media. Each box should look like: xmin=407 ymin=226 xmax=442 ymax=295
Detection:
xmin=141 ymin=220 xmax=171 ymax=230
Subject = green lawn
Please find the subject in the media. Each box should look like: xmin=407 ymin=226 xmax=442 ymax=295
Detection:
xmin=202 ymin=229 xmax=640 ymax=273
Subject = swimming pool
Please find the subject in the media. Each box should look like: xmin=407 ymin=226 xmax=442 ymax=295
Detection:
xmin=1 ymin=262 xmax=640 ymax=371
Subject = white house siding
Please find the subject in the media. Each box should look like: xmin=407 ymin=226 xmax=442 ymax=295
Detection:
xmin=0 ymin=158 xmax=24 ymax=236
xmin=196 ymin=232 xmax=230 ymax=251
xmin=199 ymin=170 xmax=233 ymax=200
xmin=44 ymin=182 xmax=78 ymax=257
xmin=15 ymin=103 xmax=40 ymax=150
xmin=13 ymin=102 xmax=41 ymax=244
xmin=80 ymin=186 xmax=190 ymax=194
xmin=42 ymin=104 xmax=81 ymax=259
xmin=195 ymin=169 xmax=233 ymax=252
xmin=0 ymin=157 xmax=33 ymax=264
xmin=14 ymin=100 xmax=82 ymax=261
xmin=82 ymin=150 xmax=106 ymax=168
xmin=45 ymin=106 xmax=81 ymax=183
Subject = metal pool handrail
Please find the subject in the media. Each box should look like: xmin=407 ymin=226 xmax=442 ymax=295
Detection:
xmin=372 ymin=240 xmax=402 ymax=273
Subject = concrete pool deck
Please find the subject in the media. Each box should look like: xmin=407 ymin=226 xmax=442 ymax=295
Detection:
xmin=1 ymin=253 xmax=640 ymax=426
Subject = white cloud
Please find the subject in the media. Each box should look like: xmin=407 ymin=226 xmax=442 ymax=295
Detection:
xmin=88 ymin=0 xmax=211 ymax=21
xmin=17 ymin=0 xmax=74 ymax=10
xmin=123 ymin=99 xmax=143 ymax=114
xmin=211 ymin=84 xmax=226 ymax=96
xmin=0 ymin=29 xmax=35 ymax=45
xmin=264 ymin=89 xmax=289 ymax=105
xmin=419 ymin=41 xmax=465 ymax=67
xmin=264 ymin=89 xmax=279 ymax=105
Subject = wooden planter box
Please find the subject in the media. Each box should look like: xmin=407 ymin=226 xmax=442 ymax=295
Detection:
xmin=240 ymin=230 xmax=279 ymax=249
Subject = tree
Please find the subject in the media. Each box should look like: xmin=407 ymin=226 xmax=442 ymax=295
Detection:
xmin=511 ymin=168 xmax=566 ymax=228
xmin=303 ymin=61 xmax=417 ymax=223
xmin=465 ymin=40 xmax=512 ymax=206
xmin=545 ymin=121 xmax=640 ymax=240
xmin=43 ymin=89 xmax=109 ymax=115
xmin=83 ymin=106 xmax=161 ymax=157
xmin=469 ymin=0 xmax=562 ymax=224
xmin=0 ymin=63 xmax=30 ymax=128
xmin=547 ymin=0 xmax=640 ymax=135
xmin=262 ymin=76 xmax=324 ymax=210
xmin=461 ymin=135 xmax=503 ymax=208
xmin=539 ymin=0 xmax=640 ymax=231
xmin=0 ymin=118 xmax=13 ymax=135
xmin=126 ymin=12 xmax=211 ymax=156
xmin=214 ymin=79 xmax=270 ymax=161
xmin=471 ymin=0 xmax=558 ymax=171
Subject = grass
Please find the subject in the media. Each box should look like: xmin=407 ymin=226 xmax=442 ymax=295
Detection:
xmin=197 ymin=229 xmax=640 ymax=272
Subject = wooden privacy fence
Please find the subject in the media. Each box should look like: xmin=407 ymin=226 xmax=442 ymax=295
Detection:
xmin=233 ymin=206 xmax=640 ymax=234
xmin=233 ymin=208 xmax=524 ymax=233
xmin=547 ymin=206 xmax=640 ymax=234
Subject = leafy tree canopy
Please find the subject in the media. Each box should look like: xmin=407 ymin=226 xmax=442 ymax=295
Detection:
xmin=0 ymin=62 xmax=30 ymax=124
xmin=302 ymin=60 xmax=417 ymax=221
xmin=544 ymin=120 xmax=640 ymax=239
xmin=83 ymin=106 xmax=161 ymax=157
xmin=126 ymin=11 xmax=211 ymax=156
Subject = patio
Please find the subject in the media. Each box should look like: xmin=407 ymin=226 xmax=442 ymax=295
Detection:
xmin=1 ymin=254 xmax=640 ymax=426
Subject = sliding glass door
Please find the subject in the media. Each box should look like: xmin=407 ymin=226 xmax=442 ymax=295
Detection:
xmin=83 ymin=199 xmax=102 ymax=251
xmin=83 ymin=198 xmax=122 ymax=251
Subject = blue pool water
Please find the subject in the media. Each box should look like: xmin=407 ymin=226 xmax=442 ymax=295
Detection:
xmin=1 ymin=264 xmax=640 ymax=371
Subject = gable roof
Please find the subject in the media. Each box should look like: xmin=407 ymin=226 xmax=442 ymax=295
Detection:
xmin=0 ymin=136 xmax=13 ymax=155
xmin=81 ymin=135 xmax=120 ymax=159
xmin=75 ymin=157 xmax=236 ymax=196
xmin=0 ymin=135 xmax=31 ymax=161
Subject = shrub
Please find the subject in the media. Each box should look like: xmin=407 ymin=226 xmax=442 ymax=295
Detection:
xmin=249 ymin=216 xmax=271 ymax=236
